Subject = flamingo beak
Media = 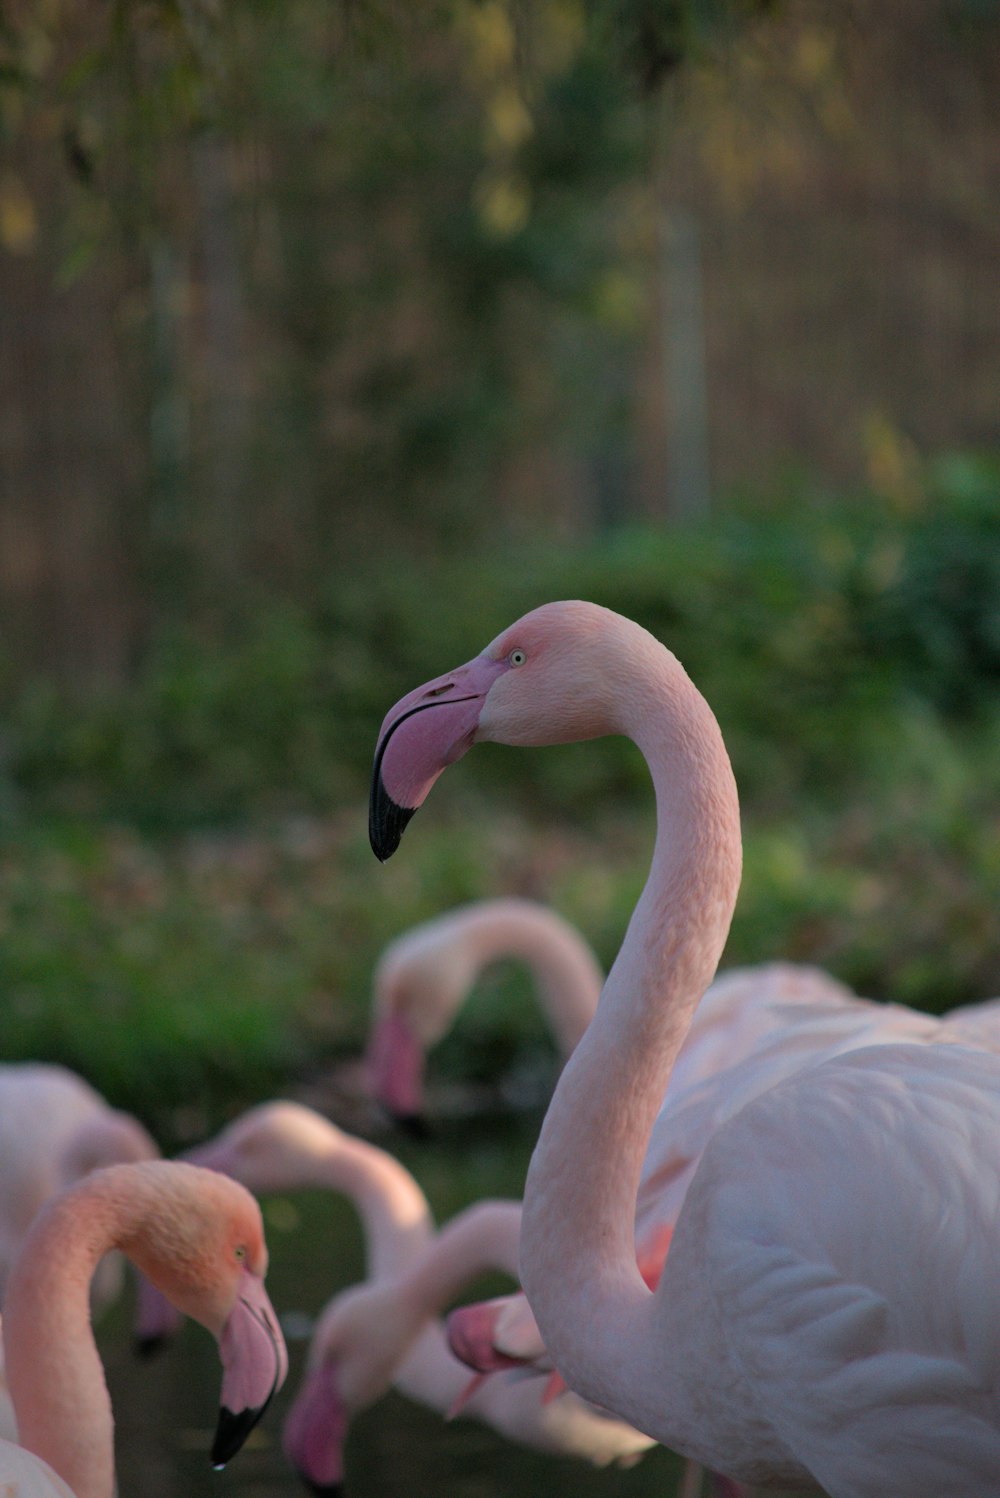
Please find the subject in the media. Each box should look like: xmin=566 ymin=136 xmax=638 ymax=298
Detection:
xmin=445 ymin=1302 xmax=528 ymax=1374
xmin=283 ymin=1359 xmax=348 ymax=1496
xmin=369 ymin=655 xmax=506 ymax=861
xmin=366 ymin=1011 xmax=427 ymax=1127
xmin=211 ymin=1270 xmax=289 ymax=1467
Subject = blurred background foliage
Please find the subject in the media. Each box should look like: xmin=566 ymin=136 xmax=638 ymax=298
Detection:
xmin=1 ymin=0 xmax=998 ymax=1135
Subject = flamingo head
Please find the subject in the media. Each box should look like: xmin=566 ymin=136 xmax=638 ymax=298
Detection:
xmin=370 ymin=602 xmax=634 ymax=860
xmin=284 ymin=1278 xmax=416 ymax=1490
xmin=283 ymin=1357 xmax=348 ymax=1496
xmin=365 ymin=1009 xmax=426 ymax=1126
xmin=445 ymin=1290 xmax=549 ymax=1373
xmin=115 ymin=1161 xmax=289 ymax=1467
xmin=446 ymin=1292 xmax=575 ymax=1414
xmin=184 ymin=1101 xmax=347 ymax=1196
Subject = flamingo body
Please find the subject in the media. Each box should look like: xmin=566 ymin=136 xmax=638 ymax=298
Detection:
xmin=370 ymin=599 xmax=1000 ymax=1497
xmin=0 ymin=1441 xmax=75 ymax=1495
xmin=0 ymin=1064 xmax=158 ymax=1302
xmin=657 ymin=1041 xmax=1000 ymax=1491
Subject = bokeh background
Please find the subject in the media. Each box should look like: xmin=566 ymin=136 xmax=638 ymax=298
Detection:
xmin=1 ymin=1 xmax=999 ymax=1490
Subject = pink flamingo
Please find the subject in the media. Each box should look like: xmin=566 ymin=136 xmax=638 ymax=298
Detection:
xmin=0 ymin=1063 xmax=158 ymax=1303
xmin=367 ymin=898 xmax=603 ymax=1122
xmin=185 ymin=1101 xmax=656 ymax=1489
xmin=370 ymin=599 xmax=1000 ymax=1497
xmin=367 ymin=896 xmax=858 ymax=1127
xmin=446 ymin=984 xmax=1000 ymax=1483
xmin=367 ymin=887 xmax=1000 ymax=1193
xmin=284 ymin=1194 xmax=659 ymax=1484
xmin=0 ymin=1158 xmax=288 ymax=1497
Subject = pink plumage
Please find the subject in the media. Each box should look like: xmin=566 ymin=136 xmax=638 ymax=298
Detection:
xmin=372 ymin=599 xmax=1000 ymax=1497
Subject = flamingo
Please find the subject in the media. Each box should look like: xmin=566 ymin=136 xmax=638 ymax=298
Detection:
xmin=283 ymin=1193 xmax=660 ymax=1485
xmin=183 ymin=1101 xmax=656 ymax=1489
xmin=370 ymin=598 xmax=1000 ymax=1496
xmin=0 ymin=1063 xmax=159 ymax=1303
xmin=0 ymin=1159 xmax=288 ymax=1497
xmin=940 ymin=994 xmax=1000 ymax=1047
xmin=367 ymin=896 xmax=860 ymax=1128
xmin=367 ymin=897 xmax=603 ymax=1122
xmin=368 ymin=888 xmax=1000 ymax=1170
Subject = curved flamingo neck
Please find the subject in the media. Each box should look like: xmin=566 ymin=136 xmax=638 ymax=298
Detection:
xmin=384 ymin=1201 xmax=523 ymax=1413
xmin=518 ymin=644 xmax=742 ymax=1429
xmin=397 ymin=1199 xmax=522 ymax=1317
xmin=3 ymin=1175 xmax=161 ymax=1498
xmin=312 ymin=1132 xmax=434 ymax=1280
xmin=457 ymin=902 xmax=603 ymax=1056
xmin=203 ymin=1114 xmax=434 ymax=1280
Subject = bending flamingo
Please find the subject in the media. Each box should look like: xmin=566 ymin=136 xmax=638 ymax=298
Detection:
xmin=368 ymin=888 xmax=1000 ymax=1162
xmin=368 ymin=896 xmax=859 ymax=1128
xmin=0 ymin=1159 xmax=288 ymax=1497
xmin=370 ymin=598 xmax=1000 ymax=1496
xmin=367 ymin=898 xmax=603 ymax=1122
xmin=185 ymin=1101 xmax=655 ymax=1489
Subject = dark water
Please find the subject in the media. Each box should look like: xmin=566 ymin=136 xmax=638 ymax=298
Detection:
xmin=103 ymin=1110 xmax=697 ymax=1497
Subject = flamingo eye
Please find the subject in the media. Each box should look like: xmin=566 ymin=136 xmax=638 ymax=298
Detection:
xmin=508 ymin=649 xmax=527 ymax=667
xmin=234 ymin=1244 xmax=247 ymax=1262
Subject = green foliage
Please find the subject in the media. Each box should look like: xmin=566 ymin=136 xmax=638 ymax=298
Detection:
xmin=2 ymin=471 xmax=999 ymax=1128
xmin=859 ymin=456 xmax=1000 ymax=713
xmin=0 ymin=823 xmax=304 ymax=1132
xmin=6 ymin=461 xmax=1000 ymax=829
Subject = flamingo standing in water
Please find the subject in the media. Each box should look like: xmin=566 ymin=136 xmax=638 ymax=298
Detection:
xmin=186 ymin=1101 xmax=656 ymax=1490
xmin=0 ymin=1159 xmax=287 ymax=1497
xmin=370 ymin=599 xmax=1000 ymax=1497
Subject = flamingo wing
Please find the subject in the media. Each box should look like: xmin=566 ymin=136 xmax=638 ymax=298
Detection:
xmin=682 ymin=1044 xmax=1000 ymax=1497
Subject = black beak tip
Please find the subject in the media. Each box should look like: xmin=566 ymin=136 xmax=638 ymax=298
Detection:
xmin=303 ymin=1482 xmax=344 ymax=1498
xmin=368 ymin=772 xmax=416 ymax=862
xmin=134 ymin=1333 xmax=169 ymax=1360
xmin=211 ymin=1403 xmax=267 ymax=1468
xmin=391 ymin=1109 xmax=432 ymax=1141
